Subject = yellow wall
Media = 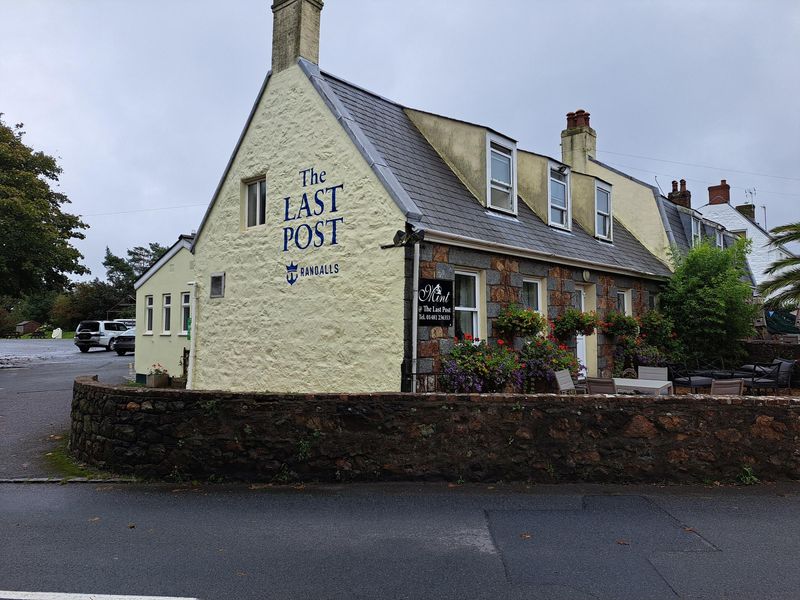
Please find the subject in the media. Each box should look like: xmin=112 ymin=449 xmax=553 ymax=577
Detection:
xmin=191 ymin=65 xmax=407 ymax=393
xmin=135 ymin=247 xmax=194 ymax=379
xmin=405 ymin=109 xmax=487 ymax=205
xmin=517 ymin=151 xmax=549 ymax=222
xmin=570 ymin=172 xmax=596 ymax=235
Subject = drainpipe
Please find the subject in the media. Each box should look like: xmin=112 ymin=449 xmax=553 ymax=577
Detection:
xmin=411 ymin=241 xmax=420 ymax=393
xmin=186 ymin=281 xmax=197 ymax=389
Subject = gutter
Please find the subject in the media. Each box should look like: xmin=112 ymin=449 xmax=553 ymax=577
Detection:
xmin=186 ymin=281 xmax=198 ymax=389
xmin=411 ymin=241 xmax=420 ymax=393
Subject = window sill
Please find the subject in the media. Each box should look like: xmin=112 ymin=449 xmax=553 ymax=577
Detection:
xmin=143 ymin=332 xmax=153 ymax=336
xmin=160 ymin=333 xmax=172 ymax=337
xmin=549 ymin=224 xmax=573 ymax=234
xmin=178 ymin=333 xmax=188 ymax=337
xmin=596 ymin=236 xmax=614 ymax=244
xmin=486 ymin=204 xmax=517 ymax=218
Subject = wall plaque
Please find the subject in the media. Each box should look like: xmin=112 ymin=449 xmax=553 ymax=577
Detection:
xmin=417 ymin=278 xmax=453 ymax=326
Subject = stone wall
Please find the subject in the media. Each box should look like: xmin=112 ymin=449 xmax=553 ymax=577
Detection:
xmin=71 ymin=376 xmax=800 ymax=483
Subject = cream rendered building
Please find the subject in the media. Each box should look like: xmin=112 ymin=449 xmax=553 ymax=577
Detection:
xmin=134 ymin=235 xmax=195 ymax=382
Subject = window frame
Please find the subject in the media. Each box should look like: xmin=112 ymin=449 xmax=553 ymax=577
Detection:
xmin=521 ymin=278 xmax=544 ymax=315
xmin=180 ymin=292 xmax=191 ymax=336
xmin=210 ymin=272 xmax=225 ymax=299
xmin=245 ymin=178 xmax=267 ymax=228
xmin=691 ymin=216 xmax=702 ymax=247
xmin=548 ymin=163 xmax=572 ymax=230
xmin=162 ymin=293 xmax=172 ymax=335
xmin=594 ymin=182 xmax=613 ymax=241
xmin=616 ymin=289 xmax=632 ymax=316
xmin=144 ymin=295 xmax=154 ymax=334
xmin=715 ymin=229 xmax=724 ymax=249
xmin=453 ymin=270 xmax=482 ymax=341
xmin=485 ymin=133 xmax=517 ymax=215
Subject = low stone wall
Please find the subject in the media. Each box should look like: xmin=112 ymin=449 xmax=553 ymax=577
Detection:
xmin=70 ymin=376 xmax=800 ymax=483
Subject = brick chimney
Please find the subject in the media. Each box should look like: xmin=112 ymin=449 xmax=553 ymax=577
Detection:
xmin=271 ymin=0 xmax=323 ymax=73
xmin=561 ymin=109 xmax=596 ymax=172
xmin=667 ymin=179 xmax=691 ymax=209
xmin=707 ymin=179 xmax=731 ymax=205
xmin=736 ymin=203 xmax=756 ymax=221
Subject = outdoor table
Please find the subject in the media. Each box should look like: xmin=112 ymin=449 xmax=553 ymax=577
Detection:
xmin=613 ymin=378 xmax=674 ymax=396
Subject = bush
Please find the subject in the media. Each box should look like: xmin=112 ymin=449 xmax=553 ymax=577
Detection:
xmin=440 ymin=338 xmax=521 ymax=393
xmin=612 ymin=336 xmax=668 ymax=376
xmin=600 ymin=311 xmax=638 ymax=338
xmin=494 ymin=304 xmax=547 ymax=339
xmin=552 ymin=308 xmax=597 ymax=341
xmin=518 ymin=337 xmax=581 ymax=392
xmin=638 ymin=310 xmax=682 ymax=359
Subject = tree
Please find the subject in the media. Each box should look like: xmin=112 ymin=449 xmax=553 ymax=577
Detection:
xmin=0 ymin=116 xmax=88 ymax=296
xmin=759 ymin=222 xmax=800 ymax=309
xmin=103 ymin=242 xmax=168 ymax=292
xmin=661 ymin=239 xmax=758 ymax=364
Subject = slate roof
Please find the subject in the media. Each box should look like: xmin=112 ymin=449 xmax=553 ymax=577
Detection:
xmin=302 ymin=62 xmax=671 ymax=278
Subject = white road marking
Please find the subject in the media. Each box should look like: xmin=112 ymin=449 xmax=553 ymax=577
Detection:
xmin=0 ymin=592 xmax=198 ymax=600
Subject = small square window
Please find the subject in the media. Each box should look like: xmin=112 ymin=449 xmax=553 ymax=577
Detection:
xmin=210 ymin=273 xmax=225 ymax=298
xmin=246 ymin=179 xmax=267 ymax=228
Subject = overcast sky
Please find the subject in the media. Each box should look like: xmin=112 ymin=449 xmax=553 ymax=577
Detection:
xmin=1 ymin=0 xmax=798 ymax=280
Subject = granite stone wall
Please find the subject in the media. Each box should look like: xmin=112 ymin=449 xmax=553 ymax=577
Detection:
xmin=71 ymin=376 xmax=800 ymax=483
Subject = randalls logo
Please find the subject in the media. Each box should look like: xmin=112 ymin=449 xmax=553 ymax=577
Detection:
xmin=286 ymin=262 xmax=299 ymax=286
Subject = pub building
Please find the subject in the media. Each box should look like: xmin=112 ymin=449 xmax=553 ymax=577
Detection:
xmin=138 ymin=0 xmax=736 ymax=393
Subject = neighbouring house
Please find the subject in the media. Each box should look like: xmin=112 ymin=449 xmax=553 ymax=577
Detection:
xmin=133 ymin=234 xmax=195 ymax=383
xmin=696 ymin=180 xmax=796 ymax=295
xmin=15 ymin=321 xmax=41 ymax=335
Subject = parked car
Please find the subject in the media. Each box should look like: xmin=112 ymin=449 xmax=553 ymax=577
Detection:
xmin=114 ymin=327 xmax=136 ymax=356
xmin=113 ymin=318 xmax=136 ymax=329
xmin=74 ymin=320 xmax=130 ymax=353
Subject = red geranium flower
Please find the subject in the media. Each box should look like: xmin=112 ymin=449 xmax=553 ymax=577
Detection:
xmin=497 ymin=339 xmax=504 ymax=345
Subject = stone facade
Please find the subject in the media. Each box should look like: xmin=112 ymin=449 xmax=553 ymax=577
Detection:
xmin=71 ymin=376 xmax=800 ymax=483
xmin=414 ymin=242 xmax=661 ymax=392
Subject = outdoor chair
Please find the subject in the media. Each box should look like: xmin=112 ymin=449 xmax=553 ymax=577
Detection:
xmin=638 ymin=366 xmax=668 ymax=381
xmin=669 ymin=364 xmax=713 ymax=392
xmin=555 ymin=369 xmax=586 ymax=395
xmin=587 ymin=378 xmax=617 ymax=394
xmin=710 ymin=379 xmax=744 ymax=396
xmin=743 ymin=363 xmax=782 ymax=395
xmin=736 ymin=358 xmax=795 ymax=390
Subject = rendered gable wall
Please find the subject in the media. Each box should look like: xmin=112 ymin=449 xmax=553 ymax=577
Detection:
xmin=516 ymin=151 xmax=549 ymax=221
xmin=135 ymin=246 xmax=194 ymax=379
xmin=191 ymin=64 xmax=407 ymax=393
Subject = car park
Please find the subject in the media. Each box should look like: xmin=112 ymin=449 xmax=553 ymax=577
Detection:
xmin=74 ymin=320 xmax=130 ymax=353
xmin=114 ymin=327 xmax=136 ymax=356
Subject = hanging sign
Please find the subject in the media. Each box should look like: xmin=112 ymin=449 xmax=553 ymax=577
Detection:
xmin=417 ymin=278 xmax=453 ymax=326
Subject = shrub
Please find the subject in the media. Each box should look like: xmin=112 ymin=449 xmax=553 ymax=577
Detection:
xmin=440 ymin=338 xmax=521 ymax=393
xmin=552 ymin=308 xmax=597 ymax=341
xmin=599 ymin=311 xmax=638 ymax=338
xmin=612 ymin=336 xmax=668 ymax=376
xmin=494 ymin=304 xmax=547 ymax=339
xmin=638 ymin=310 xmax=682 ymax=359
xmin=518 ymin=337 xmax=581 ymax=392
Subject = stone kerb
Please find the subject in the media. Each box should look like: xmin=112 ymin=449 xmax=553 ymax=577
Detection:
xmin=70 ymin=376 xmax=800 ymax=484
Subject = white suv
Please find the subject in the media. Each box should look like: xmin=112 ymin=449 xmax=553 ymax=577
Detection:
xmin=74 ymin=320 xmax=130 ymax=353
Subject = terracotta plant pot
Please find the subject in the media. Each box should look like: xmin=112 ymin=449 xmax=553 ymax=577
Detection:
xmin=146 ymin=373 xmax=170 ymax=388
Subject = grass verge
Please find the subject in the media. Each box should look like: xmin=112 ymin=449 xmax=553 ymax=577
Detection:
xmin=43 ymin=434 xmax=123 ymax=480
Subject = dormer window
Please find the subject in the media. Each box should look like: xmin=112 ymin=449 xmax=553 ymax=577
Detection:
xmin=549 ymin=166 xmax=570 ymax=229
xmin=691 ymin=216 xmax=702 ymax=247
xmin=715 ymin=230 xmax=724 ymax=248
xmin=486 ymin=135 xmax=516 ymax=214
xmin=595 ymin=183 xmax=612 ymax=240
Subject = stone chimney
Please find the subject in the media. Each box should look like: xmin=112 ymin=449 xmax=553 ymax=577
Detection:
xmin=271 ymin=0 xmax=323 ymax=73
xmin=707 ymin=179 xmax=731 ymax=205
xmin=561 ymin=109 xmax=597 ymax=172
xmin=736 ymin=203 xmax=756 ymax=221
xmin=667 ymin=179 xmax=692 ymax=209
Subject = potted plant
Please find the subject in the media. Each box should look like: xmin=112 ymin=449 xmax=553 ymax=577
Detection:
xmin=494 ymin=304 xmax=548 ymax=341
xmin=599 ymin=311 xmax=639 ymax=338
xmin=146 ymin=363 xmax=170 ymax=388
xmin=552 ymin=308 xmax=597 ymax=341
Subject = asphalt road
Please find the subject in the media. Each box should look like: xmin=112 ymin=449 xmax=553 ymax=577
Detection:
xmin=0 ymin=339 xmax=130 ymax=478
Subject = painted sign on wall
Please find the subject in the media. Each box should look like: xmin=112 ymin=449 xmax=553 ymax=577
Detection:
xmin=417 ymin=278 xmax=453 ymax=326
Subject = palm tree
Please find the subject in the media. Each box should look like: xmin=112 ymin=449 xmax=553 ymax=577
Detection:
xmin=759 ymin=222 xmax=800 ymax=309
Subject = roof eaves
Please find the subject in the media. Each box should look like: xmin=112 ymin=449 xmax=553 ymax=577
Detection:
xmin=299 ymin=59 xmax=422 ymax=222
xmin=134 ymin=237 xmax=193 ymax=290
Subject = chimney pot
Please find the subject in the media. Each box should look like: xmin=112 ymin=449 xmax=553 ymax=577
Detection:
xmin=671 ymin=180 xmax=678 ymax=193
xmin=679 ymin=179 xmax=686 ymax=192
xmin=566 ymin=112 xmax=576 ymax=128
xmin=667 ymin=177 xmax=692 ymax=209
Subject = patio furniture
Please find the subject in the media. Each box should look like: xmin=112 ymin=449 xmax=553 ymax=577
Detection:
xmin=638 ymin=366 xmax=668 ymax=381
xmin=710 ymin=379 xmax=744 ymax=395
xmin=669 ymin=364 xmax=713 ymax=392
xmin=613 ymin=378 xmax=673 ymax=396
xmin=736 ymin=358 xmax=795 ymax=390
xmin=555 ymin=369 xmax=586 ymax=395
xmin=587 ymin=378 xmax=617 ymax=394
xmin=743 ymin=363 xmax=782 ymax=395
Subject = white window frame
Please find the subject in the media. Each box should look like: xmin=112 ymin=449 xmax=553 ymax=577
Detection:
xmin=715 ymin=229 xmax=724 ymax=248
xmin=548 ymin=163 xmax=572 ymax=230
xmin=162 ymin=294 xmax=172 ymax=335
xmin=616 ymin=289 xmax=632 ymax=316
xmin=245 ymin=178 xmax=267 ymax=228
xmin=521 ymin=278 xmax=544 ymax=315
xmin=144 ymin=295 xmax=154 ymax=334
xmin=691 ymin=217 xmax=702 ymax=247
xmin=210 ymin=272 xmax=225 ymax=299
xmin=595 ymin=182 xmax=613 ymax=241
xmin=180 ymin=292 xmax=190 ymax=335
xmin=485 ymin=133 xmax=517 ymax=215
xmin=454 ymin=270 xmax=482 ymax=341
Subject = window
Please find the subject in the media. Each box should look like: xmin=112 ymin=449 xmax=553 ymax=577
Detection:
xmin=210 ymin=273 xmax=225 ymax=298
xmin=246 ymin=179 xmax=267 ymax=227
xmin=648 ymin=292 xmax=658 ymax=311
xmin=691 ymin=217 xmax=702 ymax=247
xmin=549 ymin=167 xmax=570 ymax=229
xmin=616 ymin=290 xmax=631 ymax=315
xmin=162 ymin=294 xmax=171 ymax=334
xmin=595 ymin=184 xmax=612 ymax=240
xmin=181 ymin=292 xmax=191 ymax=335
xmin=715 ymin=230 xmax=724 ymax=248
xmin=522 ymin=279 xmax=542 ymax=313
xmin=454 ymin=272 xmax=479 ymax=340
xmin=487 ymin=138 xmax=516 ymax=213
xmin=145 ymin=296 xmax=153 ymax=333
